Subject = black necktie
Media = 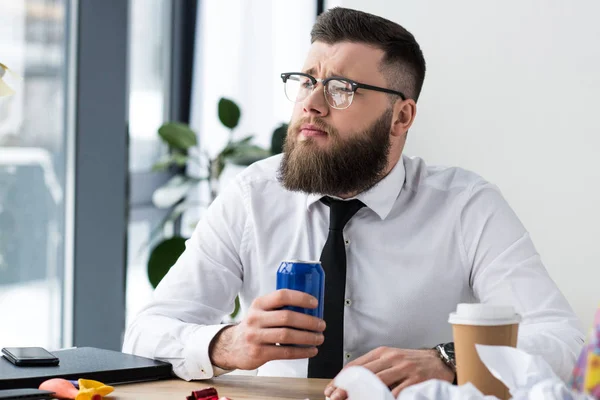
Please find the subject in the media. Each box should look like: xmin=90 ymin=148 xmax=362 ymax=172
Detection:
xmin=308 ymin=197 xmax=365 ymax=379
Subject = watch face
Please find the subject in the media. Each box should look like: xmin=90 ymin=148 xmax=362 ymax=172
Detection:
xmin=436 ymin=343 xmax=456 ymax=370
xmin=444 ymin=343 xmax=455 ymax=359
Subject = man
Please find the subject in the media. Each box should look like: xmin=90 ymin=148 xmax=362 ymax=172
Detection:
xmin=124 ymin=7 xmax=584 ymax=399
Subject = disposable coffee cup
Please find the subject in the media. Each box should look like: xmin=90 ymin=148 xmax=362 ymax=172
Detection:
xmin=449 ymin=304 xmax=521 ymax=400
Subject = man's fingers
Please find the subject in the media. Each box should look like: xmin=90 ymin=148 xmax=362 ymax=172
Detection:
xmin=253 ymin=289 xmax=318 ymax=311
xmin=326 ymin=369 xmax=410 ymax=399
xmin=261 ymin=309 xmax=325 ymax=332
xmin=261 ymin=327 xmax=324 ymax=346
xmin=360 ymin=358 xmax=391 ymax=375
xmin=324 ymin=384 xmax=335 ymax=397
xmin=377 ymin=364 xmax=409 ymax=388
xmin=261 ymin=344 xmax=318 ymax=361
xmin=391 ymin=378 xmax=416 ymax=397
xmin=328 ymin=388 xmax=348 ymax=400
xmin=329 ymin=349 xmax=388 ymax=399
xmin=344 ymin=348 xmax=380 ymax=367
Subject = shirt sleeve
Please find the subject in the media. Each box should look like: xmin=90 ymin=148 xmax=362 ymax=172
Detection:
xmin=459 ymin=181 xmax=585 ymax=381
xmin=122 ymin=176 xmax=249 ymax=380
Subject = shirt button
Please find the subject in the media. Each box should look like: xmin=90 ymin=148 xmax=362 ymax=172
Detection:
xmin=344 ymin=239 xmax=350 ymax=246
xmin=345 ymin=299 xmax=352 ymax=306
xmin=345 ymin=352 xmax=352 ymax=360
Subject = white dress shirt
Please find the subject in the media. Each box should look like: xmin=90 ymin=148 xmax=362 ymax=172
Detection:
xmin=123 ymin=154 xmax=584 ymax=382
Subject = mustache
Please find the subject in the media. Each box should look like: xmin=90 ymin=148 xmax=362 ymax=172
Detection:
xmin=289 ymin=118 xmax=337 ymax=137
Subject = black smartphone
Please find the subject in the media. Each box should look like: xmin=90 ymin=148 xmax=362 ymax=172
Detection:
xmin=1 ymin=347 xmax=59 ymax=367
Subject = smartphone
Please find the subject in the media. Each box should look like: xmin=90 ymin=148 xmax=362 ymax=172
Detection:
xmin=1 ymin=347 xmax=59 ymax=367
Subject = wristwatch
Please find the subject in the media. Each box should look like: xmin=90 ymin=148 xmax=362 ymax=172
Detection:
xmin=434 ymin=342 xmax=457 ymax=383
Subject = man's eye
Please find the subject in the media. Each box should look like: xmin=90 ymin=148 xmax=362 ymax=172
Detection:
xmin=330 ymin=86 xmax=352 ymax=94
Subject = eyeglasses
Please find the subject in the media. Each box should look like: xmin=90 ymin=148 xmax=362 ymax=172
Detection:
xmin=281 ymin=72 xmax=407 ymax=110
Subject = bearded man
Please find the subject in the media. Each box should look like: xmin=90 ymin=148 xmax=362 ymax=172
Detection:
xmin=124 ymin=7 xmax=583 ymax=399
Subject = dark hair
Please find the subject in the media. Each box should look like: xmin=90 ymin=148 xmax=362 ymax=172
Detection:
xmin=311 ymin=7 xmax=426 ymax=101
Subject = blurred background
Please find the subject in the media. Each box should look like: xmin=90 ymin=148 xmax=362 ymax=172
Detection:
xmin=0 ymin=0 xmax=598 ymax=352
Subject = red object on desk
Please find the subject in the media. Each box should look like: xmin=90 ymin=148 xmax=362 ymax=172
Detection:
xmin=188 ymin=387 xmax=232 ymax=400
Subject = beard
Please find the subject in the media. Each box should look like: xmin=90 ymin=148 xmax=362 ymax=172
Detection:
xmin=277 ymin=108 xmax=393 ymax=196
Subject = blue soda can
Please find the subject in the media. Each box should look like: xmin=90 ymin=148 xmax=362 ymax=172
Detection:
xmin=276 ymin=260 xmax=325 ymax=319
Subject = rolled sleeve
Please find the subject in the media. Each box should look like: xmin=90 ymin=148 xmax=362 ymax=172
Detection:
xmin=181 ymin=324 xmax=233 ymax=380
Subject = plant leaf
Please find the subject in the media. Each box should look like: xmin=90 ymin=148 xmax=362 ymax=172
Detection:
xmin=232 ymin=135 xmax=254 ymax=145
xmin=271 ymin=123 xmax=288 ymax=155
xmin=152 ymin=175 xmax=195 ymax=208
xmin=171 ymin=152 xmax=189 ymax=166
xmin=151 ymin=153 xmax=189 ymax=171
xmin=147 ymin=236 xmax=187 ymax=288
xmin=158 ymin=122 xmax=198 ymax=150
xmin=219 ymin=145 xmax=237 ymax=157
xmin=213 ymin=154 xmax=226 ymax=180
xmin=152 ymin=160 xmax=172 ymax=172
xmin=137 ymin=202 xmax=190 ymax=259
xmin=226 ymin=144 xmax=271 ymax=166
xmin=218 ymin=98 xmax=241 ymax=129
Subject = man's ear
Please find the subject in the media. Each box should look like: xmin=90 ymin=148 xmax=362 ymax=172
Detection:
xmin=391 ymin=99 xmax=417 ymax=138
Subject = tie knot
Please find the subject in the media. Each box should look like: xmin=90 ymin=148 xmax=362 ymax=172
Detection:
xmin=322 ymin=197 xmax=365 ymax=231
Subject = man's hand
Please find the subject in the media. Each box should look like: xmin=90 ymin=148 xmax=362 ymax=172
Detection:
xmin=208 ymin=289 xmax=326 ymax=371
xmin=324 ymin=347 xmax=455 ymax=400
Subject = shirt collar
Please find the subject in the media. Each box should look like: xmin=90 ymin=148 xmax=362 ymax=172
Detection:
xmin=305 ymin=156 xmax=406 ymax=220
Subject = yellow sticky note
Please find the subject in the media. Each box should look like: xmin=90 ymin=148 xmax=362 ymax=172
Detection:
xmin=0 ymin=63 xmax=17 ymax=97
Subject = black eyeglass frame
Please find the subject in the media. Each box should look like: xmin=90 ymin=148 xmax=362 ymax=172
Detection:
xmin=280 ymin=72 xmax=407 ymax=102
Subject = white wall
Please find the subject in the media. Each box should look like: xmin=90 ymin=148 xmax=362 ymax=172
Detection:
xmin=329 ymin=0 xmax=600 ymax=329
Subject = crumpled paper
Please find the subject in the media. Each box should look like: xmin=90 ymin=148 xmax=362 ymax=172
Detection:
xmin=333 ymin=363 xmax=395 ymax=400
xmin=476 ymin=345 xmax=593 ymax=400
xmin=333 ymin=345 xmax=595 ymax=400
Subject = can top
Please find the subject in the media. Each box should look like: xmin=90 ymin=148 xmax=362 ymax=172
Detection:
xmin=281 ymin=259 xmax=321 ymax=264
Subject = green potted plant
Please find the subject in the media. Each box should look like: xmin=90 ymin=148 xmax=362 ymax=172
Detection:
xmin=146 ymin=97 xmax=287 ymax=318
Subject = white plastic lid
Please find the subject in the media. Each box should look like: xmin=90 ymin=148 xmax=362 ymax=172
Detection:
xmin=448 ymin=303 xmax=521 ymax=326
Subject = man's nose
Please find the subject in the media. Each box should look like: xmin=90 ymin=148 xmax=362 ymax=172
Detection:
xmin=302 ymin=83 xmax=329 ymax=117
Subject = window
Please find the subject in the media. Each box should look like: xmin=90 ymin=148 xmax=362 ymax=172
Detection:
xmin=0 ymin=0 xmax=71 ymax=349
xmin=128 ymin=0 xmax=170 ymax=173
xmin=126 ymin=0 xmax=173 ymax=326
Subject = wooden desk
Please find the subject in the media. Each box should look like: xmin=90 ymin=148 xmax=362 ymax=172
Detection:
xmin=110 ymin=376 xmax=329 ymax=400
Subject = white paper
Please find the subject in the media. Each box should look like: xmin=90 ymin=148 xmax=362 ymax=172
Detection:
xmin=333 ymin=366 xmax=395 ymax=400
xmin=475 ymin=344 xmax=558 ymax=397
xmin=332 ymin=346 xmax=595 ymax=400
xmin=475 ymin=345 xmax=595 ymax=400
xmin=333 ymin=366 xmax=496 ymax=400
xmin=398 ymin=380 xmax=499 ymax=400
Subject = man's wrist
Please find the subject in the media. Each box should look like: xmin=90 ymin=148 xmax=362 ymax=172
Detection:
xmin=208 ymin=325 xmax=236 ymax=371
xmin=433 ymin=342 xmax=457 ymax=384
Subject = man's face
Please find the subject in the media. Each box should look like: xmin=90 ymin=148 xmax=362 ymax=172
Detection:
xmin=278 ymin=41 xmax=396 ymax=196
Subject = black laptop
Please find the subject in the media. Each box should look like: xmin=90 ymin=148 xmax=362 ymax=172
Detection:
xmin=0 ymin=347 xmax=172 ymax=390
